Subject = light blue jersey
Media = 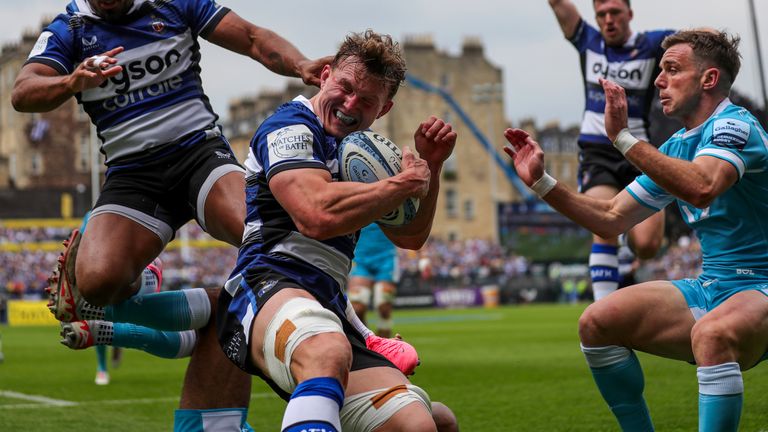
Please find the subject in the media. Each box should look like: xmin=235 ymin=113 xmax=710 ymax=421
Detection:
xmin=350 ymin=223 xmax=398 ymax=282
xmin=627 ymin=99 xmax=768 ymax=275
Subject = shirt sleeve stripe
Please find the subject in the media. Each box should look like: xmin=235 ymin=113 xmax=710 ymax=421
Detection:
xmin=626 ymin=181 xmax=672 ymax=211
xmin=695 ymin=148 xmax=745 ymax=178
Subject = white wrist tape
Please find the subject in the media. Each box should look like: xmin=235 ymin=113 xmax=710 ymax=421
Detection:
xmin=613 ymin=128 xmax=640 ymax=155
xmin=87 ymin=55 xmax=108 ymax=70
xmin=530 ymin=172 xmax=557 ymax=198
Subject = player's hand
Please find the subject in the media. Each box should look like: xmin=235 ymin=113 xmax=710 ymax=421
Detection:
xmin=398 ymin=146 xmax=430 ymax=199
xmin=502 ymin=128 xmax=545 ymax=187
xmin=68 ymin=47 xmax=124 ymax=94
xmin=599 ymin=78 xmax=629 ymax=142
xmin=414 ymin=116 xmax=457 ymax=168
xmin=298 ymin=55 xmax=333 ymax=87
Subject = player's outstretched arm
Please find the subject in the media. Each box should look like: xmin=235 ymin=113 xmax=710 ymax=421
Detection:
xmin=12 ymin=47 xmax=124 ymax=113
xmin=502 ymin=128 xmax=652 ymax=238
xmin=548 ymin=0 xmax=582 ymax=39
xmin=381 ymin=116 xmax=457 ymax=249
xmin=206 ymin=11 xmax=331 ymax=87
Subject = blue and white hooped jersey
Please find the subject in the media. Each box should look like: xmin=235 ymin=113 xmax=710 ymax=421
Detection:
xmin=570 ymin=19 xmax=674 ymax=145
xmin=25 ymin=0 xmax=228 ymax=164
xmin=230 ymin=96 xmax=358 ymax=293
xmin=626 ymin=99 xmax=768 ymax=273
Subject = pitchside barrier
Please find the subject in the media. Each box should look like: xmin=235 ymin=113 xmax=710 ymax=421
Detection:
xmin=6 ymin=300 xmax=58 ymax=326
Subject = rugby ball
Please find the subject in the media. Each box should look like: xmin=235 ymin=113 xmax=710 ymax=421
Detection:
xmin=338 ymin=131 xmax=420 ymax=226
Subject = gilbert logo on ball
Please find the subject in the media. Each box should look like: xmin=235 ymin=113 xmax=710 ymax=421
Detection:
xmin=338 ymin=131 xmax=420 ymax=226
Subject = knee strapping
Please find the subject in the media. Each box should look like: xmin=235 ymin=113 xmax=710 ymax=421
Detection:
xmin=373 ymin=282 xmax=395 ymax=308
xmin=263 ymin=298 xmax=344 ymax=393
xmin=340 ymin=384 xmax=432 ymax=432
xmin=348 ymin=285 xmax=371 ymax=305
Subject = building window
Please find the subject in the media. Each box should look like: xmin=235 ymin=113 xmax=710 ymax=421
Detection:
xmin=463 ymin=199 xmax=475 ymax=220
xmin=443 ymin=152 xmax=458 ymax=181
xmin=445 ymin=189 xmax=458 ymax=218
xmin=31 ymin=152 xmax=43 ymax=175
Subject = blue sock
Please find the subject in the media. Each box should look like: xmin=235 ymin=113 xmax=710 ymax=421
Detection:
xmin=104 ymin=288 xmax=210 ymax=331
xmin=590 ymin=244 xmax=619 ymax=301
xmin=96 ymin=344 xmax=108 ymax=372
xmin=583 ymin=345 xmax=653 ymax=431
xmin=174 ymin=408 xmax=253 ymax=432
xmin=281 ymin=377 xmax=344 ymax=432
xmin=698 ymin=363 xmax=743 ymax=432
xmin=112 ymin=323 xmax=196 ymax=359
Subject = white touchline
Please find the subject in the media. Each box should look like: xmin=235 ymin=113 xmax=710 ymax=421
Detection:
xmin=0 ymin=390 xmax=77 ymax=407
xmin=0 ymin=391 xmax=276 ymax=410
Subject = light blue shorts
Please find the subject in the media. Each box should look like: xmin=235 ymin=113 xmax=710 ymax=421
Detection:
xmin=671 ymin=269 xmax=768 ymax=320
xmin=350 ymin=253 xmax=398 ymax=283
xmin=672 ymin=269 xmax=768 ymax=365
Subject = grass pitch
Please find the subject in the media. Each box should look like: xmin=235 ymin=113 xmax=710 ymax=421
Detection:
xmin=1 ymin=304 xmax=767 ymax=431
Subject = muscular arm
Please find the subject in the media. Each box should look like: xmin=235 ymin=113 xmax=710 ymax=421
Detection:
xmin=380 ymin=161 xmax=443 ymax=250
xmin=601 ymin=78 xmax=739 ymax=208
xmin=623 ymin=143 xmax=738 ymax=208
xmin=548 ymin=0 xmax=582 ymax=39
xmin=544 ymin=183 xmax=657 ymax=238
xmin=206 ymin=11 xmax=328 ymax=86
xmin=503 ymin=127 xmax=654 ymax=238
xmin=269 ymin=161 xmax=429 ymax=241
xmin=12 ymin=47 xmax=124 ymax=112
xmin=380 ymin=117 xmax=457 ymax=249
xmin=12 ymin=64 xmax=76 ymax=112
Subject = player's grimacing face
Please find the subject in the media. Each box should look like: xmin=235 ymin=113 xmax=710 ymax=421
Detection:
xmin=87 ymin=0 xmax=134 ymax=21
xmin=315 ymin=59 xmax=393 ymax=139
xmin=655 ymin=44 xmax=704 ymax=119
xmin=594 ymin=0 xmax=632 ymax=46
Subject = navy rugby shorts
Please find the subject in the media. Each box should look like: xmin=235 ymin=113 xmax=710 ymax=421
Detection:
xmin=91 ymin=135 xmax=244 ymax=245
xmin=577 ymin=142 xmax=642 ymax=193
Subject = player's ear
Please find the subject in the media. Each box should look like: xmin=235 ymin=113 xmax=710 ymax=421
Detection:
xmin=701 ymin=67 xmax=719 ymax=91
xmin=319 ymin=65 xmax=332 ymax=88
xmin=376 ymin=100 xmax=394 ymax=119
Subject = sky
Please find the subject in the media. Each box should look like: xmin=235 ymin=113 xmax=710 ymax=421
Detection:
xmin=2 ymin=0 xmax=767 ymax=127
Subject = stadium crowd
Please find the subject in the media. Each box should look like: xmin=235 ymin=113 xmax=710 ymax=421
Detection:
xmin=2 ymin=225 xmax=702 ymax=301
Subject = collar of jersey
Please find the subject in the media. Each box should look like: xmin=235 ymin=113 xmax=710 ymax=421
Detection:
xmin=293 ymin=95 xmax=323 ymax=127
xmin=683 ymin=97 xmax=733 ymax=138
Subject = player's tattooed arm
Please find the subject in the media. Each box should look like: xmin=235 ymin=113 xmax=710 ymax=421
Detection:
xmin=207 ymin=11 xmax=330 ymax=87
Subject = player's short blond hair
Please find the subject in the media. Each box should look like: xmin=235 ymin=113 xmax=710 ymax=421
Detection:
xmin=333 ymin=30 xmax=407 ymax=100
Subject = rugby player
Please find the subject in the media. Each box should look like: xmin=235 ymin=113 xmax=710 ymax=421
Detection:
xmin=503 ymin=28 xmax=768 ymax=432
xmin=217 ymin=30 xmax=457 ymax=431
xmin=548 ymin=0 xmax=672 ymax=300
xmin=348 ymin=223 xmax=399 ymax=338
xmin=12 ymin=0 xmax=325 ymax=429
